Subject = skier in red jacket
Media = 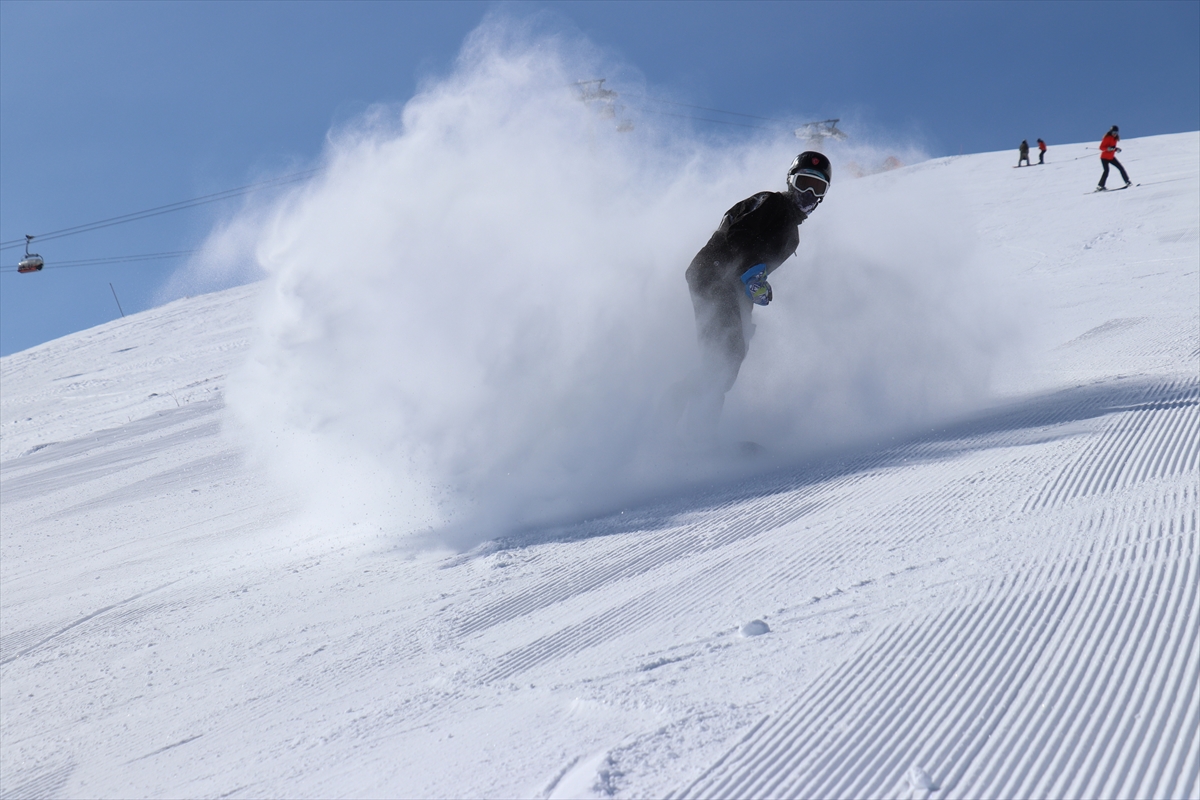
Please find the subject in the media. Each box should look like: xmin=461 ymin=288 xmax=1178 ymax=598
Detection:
xmin=1037 ymin=139 xmax=1047 ymax=164
xmin=1097 ymin=126 xmax=1131 ymax=191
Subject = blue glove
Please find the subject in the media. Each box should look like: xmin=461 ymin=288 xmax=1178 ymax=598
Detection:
xmin=740 ymin=263 xmax=772 ymax=306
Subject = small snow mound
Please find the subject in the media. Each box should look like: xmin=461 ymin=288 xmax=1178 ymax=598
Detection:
xmin=907 ymin=764 xmax=938 ymax=792
xmin=739 ymin=619 xmax=770 ymax=637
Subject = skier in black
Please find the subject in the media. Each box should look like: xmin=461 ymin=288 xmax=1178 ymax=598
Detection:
xmin=675 ymin=151 xmax=831 ymax=436
xmin=1018 ymin=140 xmax=1031 ymax=167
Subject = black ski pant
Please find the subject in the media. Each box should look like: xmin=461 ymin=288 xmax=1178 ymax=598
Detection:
xmin=1038 ymin=150 xmax=1045 ymax=164
xmin=1099 ymin=157 xmax=1130 ymax=188
xmin=685 ymin=245 xmax=751 ymax=397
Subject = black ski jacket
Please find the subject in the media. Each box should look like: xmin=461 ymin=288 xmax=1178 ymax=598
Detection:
xmin=687 ymin=191 xmax=807 ymax=294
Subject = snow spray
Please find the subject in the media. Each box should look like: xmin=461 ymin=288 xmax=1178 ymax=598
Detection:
xmin=213 ymin=16 xmax=1006 ymax=547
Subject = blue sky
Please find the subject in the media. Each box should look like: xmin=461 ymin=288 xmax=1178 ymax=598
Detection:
xmin=2 ymin=0 xmax=1197 ymax=357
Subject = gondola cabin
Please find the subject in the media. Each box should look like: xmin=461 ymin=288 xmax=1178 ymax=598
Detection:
xmin=18 ymin=235 xmax=43 ymax=273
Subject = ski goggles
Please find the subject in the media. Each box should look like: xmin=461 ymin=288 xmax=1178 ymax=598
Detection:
xmin=788 ymin=169 xmax=829 ymax=198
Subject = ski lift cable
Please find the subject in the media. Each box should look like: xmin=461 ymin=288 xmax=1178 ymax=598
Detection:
xmin=0 ymin=167 xmax=323 ymax=251
xmin=630 ymin=106 xmax=772 ymax=131
xmin=0 ymin=168 xmax=320 ymax=249
xmin=578 ymin=80 xmax=804 ymax=127
xmin=621 ymin=92 xmax=792 ymax=124
xmin=0 ymin=249 xmax=201 ymax=274
xmin=51 ymin=249 xmax=200 ymax=267
xmin=4 ymin=95 xmax=809 ymax=256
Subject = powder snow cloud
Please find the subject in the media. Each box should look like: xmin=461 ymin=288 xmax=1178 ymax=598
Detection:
xmin=214 ymin=15 xmax=1012 ymax=547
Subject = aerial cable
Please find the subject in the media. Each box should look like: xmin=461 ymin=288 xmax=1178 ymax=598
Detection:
xmin=622 ymin=93 xmax=792 ymax=124
xmin=4 ymin=94 xmax=803 ymax=256
xmin=43 ymin=249 xmax=200 ymax=268
xmin=630 ymin=107 xmax=771 ymax=131
xmin=0 ymin=249 xmax=200 ymax=274
xmin=0 ymin=167 xmax=323 ymax=252
xmin=576 ymin=79 xmax=800 ymax=133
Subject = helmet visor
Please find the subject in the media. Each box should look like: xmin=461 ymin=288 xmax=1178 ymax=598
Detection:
xmin=788 ymin=169 xmax=829 ymax=198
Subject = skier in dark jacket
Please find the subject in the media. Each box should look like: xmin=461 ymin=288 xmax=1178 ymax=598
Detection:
xmin=677 ymin=151 xmax=831 ymax=435
xmin=1018 ymin=140 xmax=1031 ymax=167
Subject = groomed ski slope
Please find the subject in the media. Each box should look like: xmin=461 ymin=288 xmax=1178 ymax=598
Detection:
xmin=2 ymin=132 xmax=1198 ymax=799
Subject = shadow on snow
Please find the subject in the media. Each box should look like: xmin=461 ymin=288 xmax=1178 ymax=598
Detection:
xmin=468 ymin=374 xmax=1197 ymax=555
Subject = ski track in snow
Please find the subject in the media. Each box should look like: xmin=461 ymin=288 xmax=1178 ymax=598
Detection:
xmin=673 ymin=482 xmax=1199 ymax=800
xmin=1 ymin=133 xmax=1198 ymax=799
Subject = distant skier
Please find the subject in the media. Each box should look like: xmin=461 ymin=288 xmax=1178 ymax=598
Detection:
xmin=1037 ymin=138 xmax=1047 ymax=164
xmin=675 ymin=152 xmax=831 ymax=436
xmin=1097 ymin=126 xmax=1131 ymax=190
xmin=1018 ymin=140 xmax=1031 ymax=167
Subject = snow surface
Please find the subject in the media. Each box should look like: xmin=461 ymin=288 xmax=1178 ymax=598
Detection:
xmin=2 ymin=116 xmax=1198 ymax=799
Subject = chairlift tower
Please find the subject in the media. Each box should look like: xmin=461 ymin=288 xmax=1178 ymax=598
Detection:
xmin=795 ymin=119 xmax=847 ymax=146
xmin=575 ymin=79 xmax=634 ymax=133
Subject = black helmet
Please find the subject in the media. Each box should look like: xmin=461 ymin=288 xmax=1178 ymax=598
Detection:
xmin=788 ymin=151 xmax=831 ymax=208
xmin=790 ymin=151 xmax=831 ymax=184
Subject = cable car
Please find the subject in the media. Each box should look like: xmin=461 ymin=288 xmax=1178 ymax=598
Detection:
xmin=18 ymin=235 xmax=43 ymax=273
